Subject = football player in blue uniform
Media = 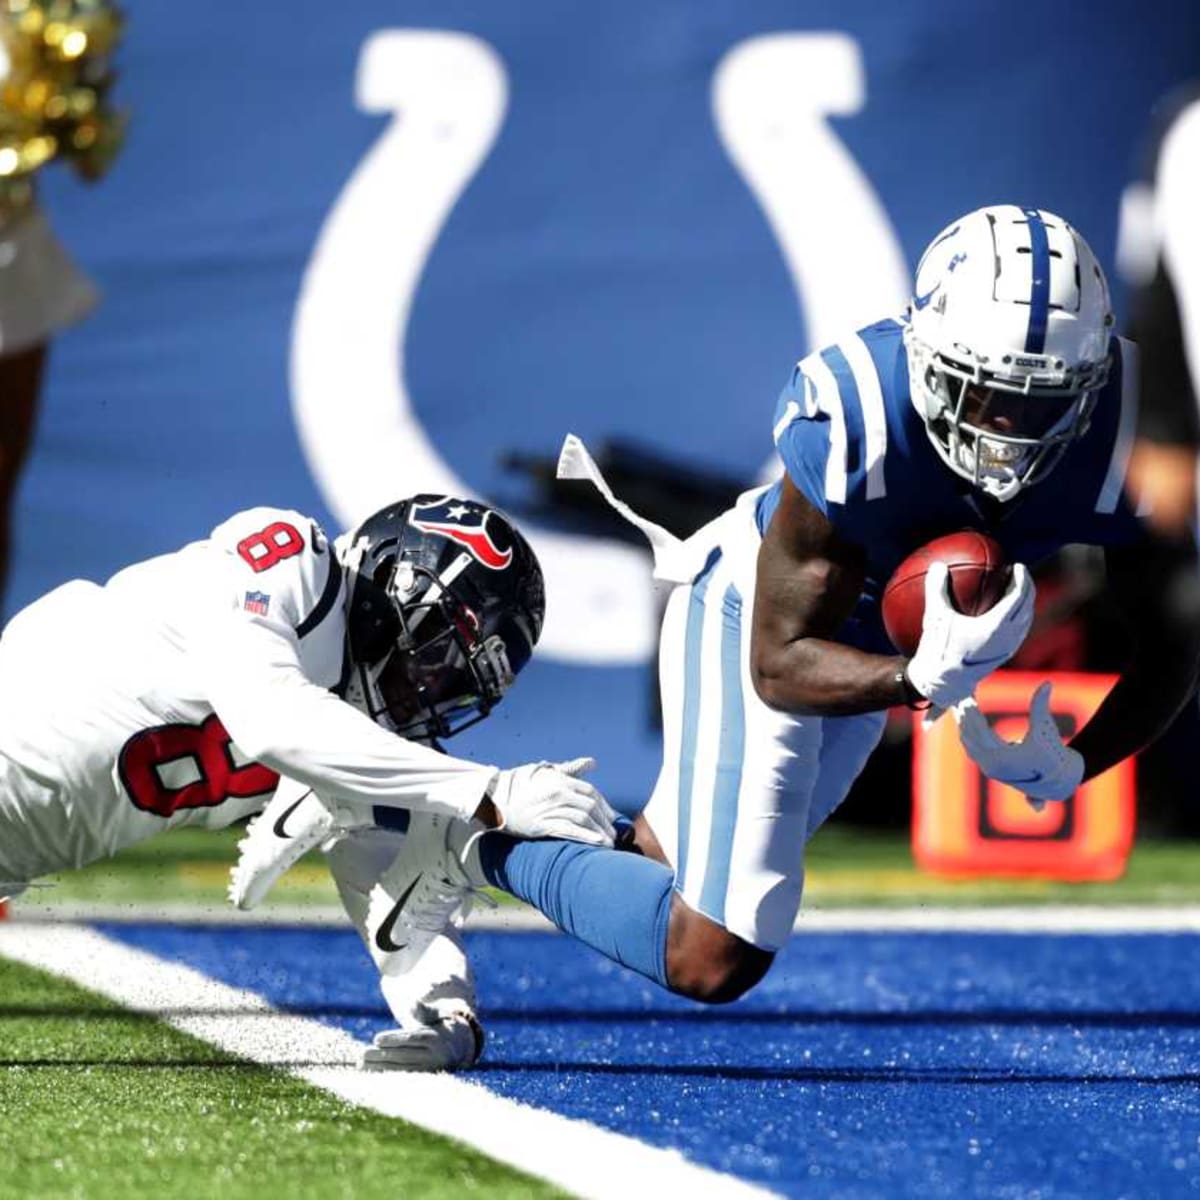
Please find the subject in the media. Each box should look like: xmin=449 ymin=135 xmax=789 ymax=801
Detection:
xmin=242 ymin=206 xmax=1200 ymax=1063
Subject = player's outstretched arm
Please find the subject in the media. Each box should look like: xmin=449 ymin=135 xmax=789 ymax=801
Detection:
xmin=751 ymin=476 xmax=917 ymax=715
xmin=1065 ymin=533 xmax=1200 ymax=781
xmin=196 ymin=599 xmax=614 ymax=844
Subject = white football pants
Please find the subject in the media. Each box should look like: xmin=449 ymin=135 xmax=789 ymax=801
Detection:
xmin=642 ymin=491 xmax=886 ymax=952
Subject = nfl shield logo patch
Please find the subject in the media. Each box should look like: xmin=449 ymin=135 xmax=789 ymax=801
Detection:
xmin=244 ymin=590 xmax=271 ymax=616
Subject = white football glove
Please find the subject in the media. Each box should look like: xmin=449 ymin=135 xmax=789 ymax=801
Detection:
xmin=488 ymin=757 xmax=617 ymax=845
xmin=953 ymin=682 xmax=1085 ymax=808
xmin=360 ymin=1005 xmax=484 ymax=1073
xmin=905 ymin=561 xmax=1035 ymax=711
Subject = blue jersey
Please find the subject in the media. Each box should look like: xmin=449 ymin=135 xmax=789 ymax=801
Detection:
xmin=756 ymin=317 xmax=1146 ymax=653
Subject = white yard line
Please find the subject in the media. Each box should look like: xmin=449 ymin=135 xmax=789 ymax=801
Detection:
xmin=11 ymin=899 xmax=1200 ymax=933
xmin=0 ymin=923 xmax=777 ymax=1200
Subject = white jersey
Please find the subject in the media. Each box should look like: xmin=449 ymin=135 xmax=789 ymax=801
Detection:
xmin=0 ymin=507 xmax=497 ymax=885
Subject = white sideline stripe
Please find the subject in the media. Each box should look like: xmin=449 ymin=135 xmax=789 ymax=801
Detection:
xmin=0 ymin=924 xmax=777 ymax=1200
xmin=10 ymin=901 xmax=1200 ymax=933
xmin=5 ymin=899 xmax=557 ymax=930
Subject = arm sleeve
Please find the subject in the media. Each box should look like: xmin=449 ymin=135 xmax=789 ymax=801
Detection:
xmin=191 ymin=509 xmax=499 ymax=820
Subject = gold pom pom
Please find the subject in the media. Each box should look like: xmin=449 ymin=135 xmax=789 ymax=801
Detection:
xmin=0 ymin=0 xmax=126 ymax=212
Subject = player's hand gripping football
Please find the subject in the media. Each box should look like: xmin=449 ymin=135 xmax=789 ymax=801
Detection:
xmin=486 ymin=757 xmax=618 ymax=845
xmin=953 ymin=682 xmax=1084 ymax=808
xmin=904 ymin=561 xmax=1034 ymax=710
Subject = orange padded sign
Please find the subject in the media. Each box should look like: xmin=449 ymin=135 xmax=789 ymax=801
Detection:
xmin=911 ymin=671 xmax=1135 ymax=881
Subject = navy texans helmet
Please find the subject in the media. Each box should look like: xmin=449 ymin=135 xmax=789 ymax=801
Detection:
xmin=338 ymin=494 xmax=545 ymax=742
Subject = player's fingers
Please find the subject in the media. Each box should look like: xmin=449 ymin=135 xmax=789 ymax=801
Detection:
xmin=1001 ymin=564 xmax=1035 ymax=622
xmin=563 ymin=777 xmax=618 ymax=820
xmin=556 ymin=801 xmax=617 ymax=845
xmin=923 ymin=561 xmax=951 ymax=613
xmin=596 ymin=793 xmax=621 ymax=827
xmin=920 ymin=703 xmax=948 ymax=731
xmin=373 ymin=1027 xmax=439 ymax=1051
xmin=547 ymin=815 xmax=612 ymax=846
xmin=553 ymin=756 xmax=597 ymax=779
xmin=578 ymin=796 xmax=618 ymax=843
xmin=956 ymin=703 xmax=1002 ymax=755
xmin=560 ymin=774 xmax=602 ymax=797
xmin=1029 ymin=681 xmax=1055 ymax=730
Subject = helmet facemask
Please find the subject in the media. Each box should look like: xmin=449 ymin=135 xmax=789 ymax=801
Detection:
xmin=347 ymin=557 xmax=518 ymax=742
xmin=910 ymin=336 xmax=1107 ymax=502
xmin=379 ymin=559 xmax=522 ymax=740
xmin=339 ymin=496 xmax=545 ymax=745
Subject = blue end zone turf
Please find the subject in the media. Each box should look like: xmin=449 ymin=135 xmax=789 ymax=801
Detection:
xmin=96 ymin=922 xmax=1200 ymax=1198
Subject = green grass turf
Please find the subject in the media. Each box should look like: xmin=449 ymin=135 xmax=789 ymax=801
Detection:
xmin=10 ymin=822 xmax=1200 ymax=915
xmin=802 ymin=826 xmax=1200 ymax=906
xmin=10 ymin=825 xmax=337 ymax=909
xmin=0 ymin=956 xmax=563 ymax=1200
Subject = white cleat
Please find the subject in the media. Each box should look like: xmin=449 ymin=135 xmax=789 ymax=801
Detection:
xmin=363 ymin=812 xmax=477 ymax=976
xmin=229 ymin=784 xmax=340 ymax=911
xmin=360 ymin=1007 xmax=485 ymax=1072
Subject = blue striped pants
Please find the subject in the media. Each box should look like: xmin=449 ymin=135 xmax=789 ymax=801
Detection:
xmin=642 ymin=497 xmax=886 ymax=951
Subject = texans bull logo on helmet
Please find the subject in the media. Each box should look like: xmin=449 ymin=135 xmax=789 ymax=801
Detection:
xmin=408 ymin=498 xmax=515 ymax=570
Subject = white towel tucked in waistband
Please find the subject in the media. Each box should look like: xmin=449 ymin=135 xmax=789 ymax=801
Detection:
xmin=556 ymin=433 xmax=767 ymax=585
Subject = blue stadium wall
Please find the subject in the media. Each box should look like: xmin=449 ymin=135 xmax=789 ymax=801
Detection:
xmin=20 ymin=2 xmax=1200 ymax=808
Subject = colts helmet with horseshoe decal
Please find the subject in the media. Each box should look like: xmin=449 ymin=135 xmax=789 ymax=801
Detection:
xmin=904 ymin=205 xmax=1114 ymax=502
xmin=338 ymin=495 xmax=545 ymax=742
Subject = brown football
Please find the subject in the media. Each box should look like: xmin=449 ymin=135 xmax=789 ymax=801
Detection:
xmin=881 ymin=531 xmax=1011 ymax=656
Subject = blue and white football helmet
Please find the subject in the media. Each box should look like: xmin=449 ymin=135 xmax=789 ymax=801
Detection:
xmin=904 ymin=205 xmax=1115 ymax=502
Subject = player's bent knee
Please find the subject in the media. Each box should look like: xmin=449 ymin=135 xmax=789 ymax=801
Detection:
xmin=664 ymin=897 xmax=774 ymax=1004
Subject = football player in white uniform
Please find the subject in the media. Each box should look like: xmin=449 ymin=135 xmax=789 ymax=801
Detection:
xmin=0 ymin=493 xmax=616 ymax=1070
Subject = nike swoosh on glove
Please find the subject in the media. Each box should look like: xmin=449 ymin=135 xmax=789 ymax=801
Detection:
xmin=953 ymin=682 xmax=1085 ymax=808
xmin=489 ymin=757 xmax=618 ymax=845
xmin=905 ymin=561 xmax=1035 ymax=712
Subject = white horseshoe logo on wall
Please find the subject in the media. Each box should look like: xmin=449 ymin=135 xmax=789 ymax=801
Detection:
xmin=291 ymin=29 xmax=908 ymax=664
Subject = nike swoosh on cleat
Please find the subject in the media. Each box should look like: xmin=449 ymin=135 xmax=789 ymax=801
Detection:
xmin=272 ymin=790 xmax=315 ymax=839
xmin=1006 ymin=773 xmax=1044 ymax=785
xmin=962 ymin=652 xmax=1009 ymax=668
xmin=374 ymin=873 xmax=424 ymax=954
